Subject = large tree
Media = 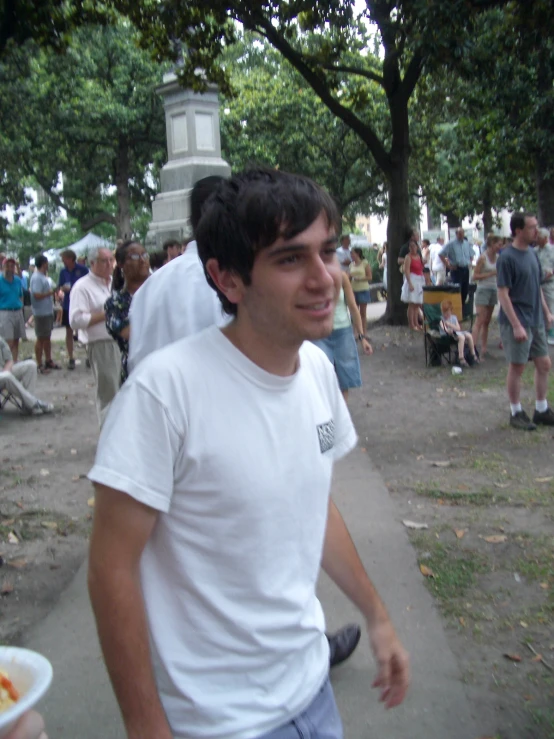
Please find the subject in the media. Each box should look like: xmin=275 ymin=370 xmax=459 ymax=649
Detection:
xmin=220 ymin=36 xmax=388 ymax=227
xmin=0 ymin=21 xmax=167 ymax=238
xmin=118 ymin=0 xmax=507 ymax=323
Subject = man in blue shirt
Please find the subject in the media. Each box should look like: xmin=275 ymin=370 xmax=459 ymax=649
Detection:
xmin=0 ymin=257 xmax=26 ymax=362
xmin=58 ymin=249 xmax=89 ymax=369
xmin=497 ymin=212 xmax=554 ymax=430
xmin=439 ymin=227 xmax=473 ymax=307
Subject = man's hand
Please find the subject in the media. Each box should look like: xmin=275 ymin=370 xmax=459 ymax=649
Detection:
xmin=545 ymin=311 xmax=554 ymax=329
xmin=5 ymin=710 xmax=47 ymax=739
xmin=361 ymin=339 xmax=373 ymax=356
xmin=369 ymin=618 xmax=410 ymax=709
xmin=513 ymin=324 xmax=528 ymax=342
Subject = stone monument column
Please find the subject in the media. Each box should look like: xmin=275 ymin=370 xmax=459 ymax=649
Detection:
xmin=146 ymin=72 xmax=231 ymax=248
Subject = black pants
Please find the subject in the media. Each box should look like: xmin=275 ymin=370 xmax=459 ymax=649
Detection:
xmin=450 ymin=266 xmax=470 ymax=306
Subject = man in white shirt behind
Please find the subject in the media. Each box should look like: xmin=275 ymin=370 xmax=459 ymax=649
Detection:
xmin=88 ymin=168 xmax=409 ymax=739
xmin=429 ymin=235 xmax=446 ymax=284
xmin=69 ymin=246 xmax=120 ymax=424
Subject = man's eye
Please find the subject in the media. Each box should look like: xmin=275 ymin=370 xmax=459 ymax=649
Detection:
xmin=279 ymin=255 xmax=300 ymax=265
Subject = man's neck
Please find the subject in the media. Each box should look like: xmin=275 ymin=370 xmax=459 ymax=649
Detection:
xmin=512 ymin=237 xmax=529 ymax=251
xmin=222 ymin=320 xmax=300 ymax=377
xmin=91 ymin=271 xmax=110 ymax=286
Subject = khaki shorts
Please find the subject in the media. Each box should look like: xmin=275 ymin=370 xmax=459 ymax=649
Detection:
xmin=475 ymin=287 xmax=497 ymax=307
xmin=0 ymin=309 xmax=26 ymax=340
xmin=34 ymin=314 xmax=54 ymax=338
xmin=499 ymin=322 xmax=548 ymax=364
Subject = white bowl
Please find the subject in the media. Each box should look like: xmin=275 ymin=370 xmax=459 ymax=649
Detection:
xmin=0 ymin=647 xmax=53 ymax=738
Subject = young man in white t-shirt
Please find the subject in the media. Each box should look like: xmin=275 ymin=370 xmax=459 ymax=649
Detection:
xmin=88 ymin=168 xmax=409 ymax=739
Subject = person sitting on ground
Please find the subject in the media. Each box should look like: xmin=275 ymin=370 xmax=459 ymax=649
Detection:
xmin=105 ymin=240 xmax=150 ymax=385
xmin=349 ymin=246 xmax=372 ymax=335
xmin=401 ymin=239 xmax=425 ymax=330
xmin=472 ymin=234 xmax=502 ymax=358
xmin=440 ymin=299 xmax=479 ymax=367
xmin=312 ymin=271 xmax=373 ymax=402
xmin=0 ymin=336 xmax=54 ymax=415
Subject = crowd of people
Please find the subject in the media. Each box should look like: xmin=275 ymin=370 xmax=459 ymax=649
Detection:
xmin=2 ymin=167 xmax=554 ymax=739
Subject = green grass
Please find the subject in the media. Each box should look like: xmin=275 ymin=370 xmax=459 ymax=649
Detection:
xmin=528 ymin=708 xmax=554 ymax=739
xmin=415 ymin=482 xmax=506 ymax=506
xmin=410 ymin=534 xmax=488 ymax=604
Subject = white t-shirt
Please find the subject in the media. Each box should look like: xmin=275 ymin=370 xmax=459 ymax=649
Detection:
xmin=89 ymin=326 xmax=357 ymax=739
xmin=128 ymin=240 xmax=228 ymax=372
xmin=429 ymin=243 xmax=445 ymax=272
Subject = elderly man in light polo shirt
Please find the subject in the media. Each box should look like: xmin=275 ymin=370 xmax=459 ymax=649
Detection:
xmin=439 ymin=227 xmax=472 ymax=306
xmin=70 ymin=246 xmax=121 ymax=424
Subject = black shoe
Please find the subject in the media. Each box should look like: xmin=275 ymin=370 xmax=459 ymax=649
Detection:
xmin=68 ymin=358 xmax=76 ymax=370
xmin=510 ymin=410 xmax=537 ymax=431
xmin=532 ymin=407 xmax=554 ymax=426
xmin=328 ymin=623 xmax=361 ymax=668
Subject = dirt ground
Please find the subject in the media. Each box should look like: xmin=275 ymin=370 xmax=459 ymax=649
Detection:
xmin=1 ymin=322 xmax=553 ymax=739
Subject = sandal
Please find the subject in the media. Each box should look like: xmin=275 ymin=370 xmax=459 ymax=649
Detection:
xmin=37 ymin=364 xmax=51 ymax=374
xmin=45 ymin=360 xmax=62 ymax=370
xmin=459 ymin=358 xmax=469 ymax=367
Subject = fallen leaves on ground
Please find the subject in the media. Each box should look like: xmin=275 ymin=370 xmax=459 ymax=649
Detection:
xmin=454 ymin=529 xmax=467 ymax=539
xmin=431 ymin=460 xmax=451 ymax=468
xmin=7 ymin=559 xmax=27 ymax=569
xmin=1 ymin=579 xmax=14 ymax=596
xmin=503 ymin=653 xmax=522 ymax=662
xmin=87 ymin=497 xmax=95 ymax=508
xmin=40 ymin=521 xmax=57 ymax=530
xmin=39 ymin=469 xmax=50 ymax=477
xmin=531 ymin=654 xmax=543 ymax=662
xmin=7 ymin=532 xmax=18 ymax=544
xmin=481 ymin=534 xmax=507 ymax=543
xmin=419 ymin=564 xmax=435 ymax=578
xmin=535 ymin=476 xmax=553 ymax=483
xmin=403 ymin=520 xmax=428 ymax=530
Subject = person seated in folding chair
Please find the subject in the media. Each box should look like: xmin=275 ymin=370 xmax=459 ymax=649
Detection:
xmin=440 ymin=299 xmax=479 ymax=367
xmin=0 ymin=336 xmax=54 ymax=416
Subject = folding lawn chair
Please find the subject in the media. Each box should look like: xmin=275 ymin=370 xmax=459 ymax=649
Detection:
xmin=422 ymin=285 xmax=462 ymax=367
xmin=0 ymin=386 xmax=24 ymax=413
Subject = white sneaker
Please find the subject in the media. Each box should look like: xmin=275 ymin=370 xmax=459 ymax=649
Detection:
xmin=548 ymin=337 xmax=554 ymax=346
xmin=38 ymin=402 xmax=54 ymax=414
xmin=30 ymin=403 xmax=44 ymax=416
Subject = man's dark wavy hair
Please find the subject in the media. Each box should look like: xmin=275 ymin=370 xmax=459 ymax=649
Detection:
xmin=196 ymin=167 xmax=340 ymax=316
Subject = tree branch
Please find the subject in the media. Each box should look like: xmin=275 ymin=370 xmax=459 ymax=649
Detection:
xmin=81 ymin=212 xmax=117 ymax=231
xmin=309 ymin=60 xmax=384 ymax=86
xmin=247 ymin=17 xmax=391 ymax=175
xmin=400 ymin=51 xmax=425 ymax=101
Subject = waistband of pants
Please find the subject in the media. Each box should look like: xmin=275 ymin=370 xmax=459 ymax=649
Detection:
xmin=0 ymin=307 xmax=22 ymax=312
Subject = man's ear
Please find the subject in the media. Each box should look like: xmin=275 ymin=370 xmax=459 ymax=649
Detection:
xmin=206 ymin=259 xmax=245 ymax=308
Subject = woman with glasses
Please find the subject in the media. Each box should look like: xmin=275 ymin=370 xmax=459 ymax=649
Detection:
xmin=105 ymin=240 xmax=150 ymax=384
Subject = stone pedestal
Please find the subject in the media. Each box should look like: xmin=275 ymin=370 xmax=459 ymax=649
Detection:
xmin=146 ymin=73 xmax=231 ymax=249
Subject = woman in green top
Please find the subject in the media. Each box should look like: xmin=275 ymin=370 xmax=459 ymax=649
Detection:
xmin=349 ymin=247 xmax=372 ymax=335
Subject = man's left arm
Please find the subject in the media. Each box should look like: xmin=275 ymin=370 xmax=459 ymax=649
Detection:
xmin=321 ymin=498 xmax=410 ymax=708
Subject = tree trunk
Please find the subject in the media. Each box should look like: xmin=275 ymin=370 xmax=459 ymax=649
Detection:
xmin=445 ymin=210 xmax=461 ymax=230
xmin=536 ymin=156 xmax=554 ymax=227
xmin=115 ymin=139 xmax=132 ymax=240
xmin=482 ymin=185 xmax=493 ymax=235
xmin=384 ymin=157 xmax=411 ymax=325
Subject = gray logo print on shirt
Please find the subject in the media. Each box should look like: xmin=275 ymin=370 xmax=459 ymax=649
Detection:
xmin=317 ymin=419 xmax=335 ymax=454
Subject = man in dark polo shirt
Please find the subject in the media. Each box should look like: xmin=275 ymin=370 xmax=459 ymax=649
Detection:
xmin=439 ymin=227 xmax=472 ymax=306
xmin=58 ymin=249 xmax=88 ymax=369
xmin=497 ymin=212 xmax=554 ymax=430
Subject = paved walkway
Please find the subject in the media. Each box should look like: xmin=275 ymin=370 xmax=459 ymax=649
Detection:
xmin=24 ymin=444 xmax=479 ymax=738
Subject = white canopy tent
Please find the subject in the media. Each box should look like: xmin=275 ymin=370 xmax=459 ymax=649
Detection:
xmin=45 ymin=232 xmax=113 ymax=261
